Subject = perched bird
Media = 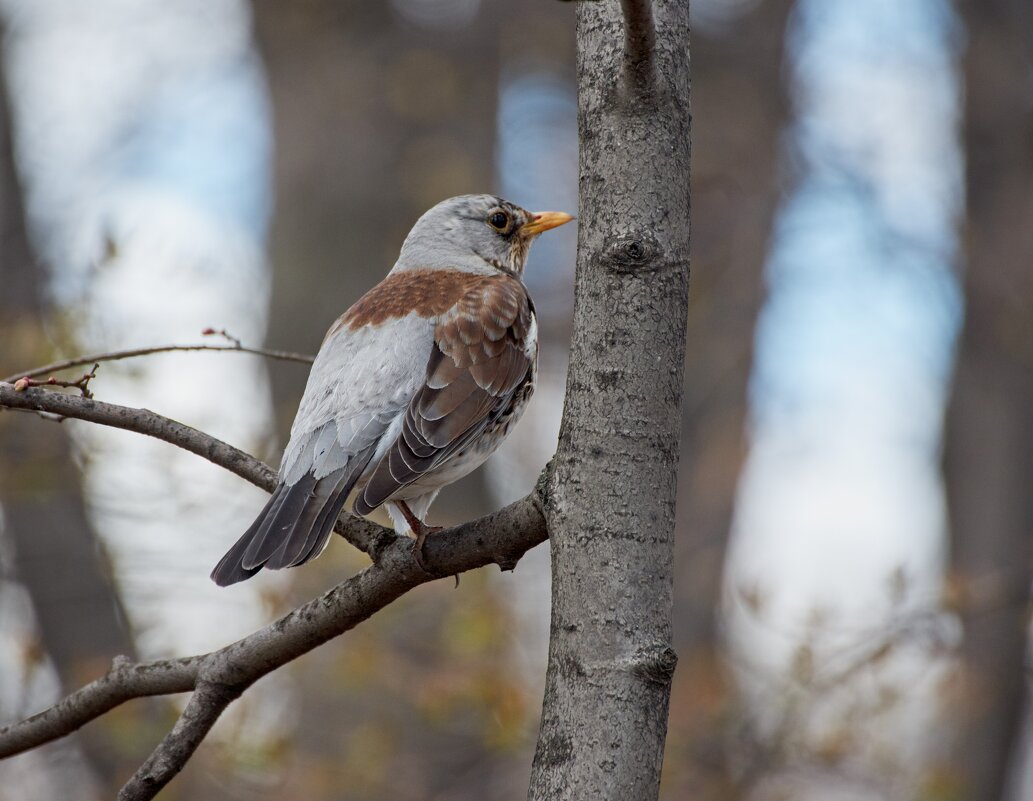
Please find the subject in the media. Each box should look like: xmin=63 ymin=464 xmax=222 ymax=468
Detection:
xmin=212 ymin=195 xmax=572 ymax=585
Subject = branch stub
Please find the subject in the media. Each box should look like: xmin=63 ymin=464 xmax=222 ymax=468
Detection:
xmin=604 ymin=233 xmax=662 ymax=274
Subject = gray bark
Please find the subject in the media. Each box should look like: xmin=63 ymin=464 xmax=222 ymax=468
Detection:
xmin=528 ymin=1 xmax=690 ymax=798
xmin=944 ymin=2 xmax=1033 ymax=798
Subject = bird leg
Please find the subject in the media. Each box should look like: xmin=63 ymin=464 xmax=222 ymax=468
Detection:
xmin=397 ymin=500 xmax=442 ymax=572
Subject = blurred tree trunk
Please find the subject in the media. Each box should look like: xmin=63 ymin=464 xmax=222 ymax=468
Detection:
xmin=666 ymin=1 xmax=794 ymax=795
xmin=944 ymin=1 xmax=1033 ymax=799
xmin=250 ymin=6 xmax=518 ymax=799
xmin=528 ymin=1 xmax=690 ymax=798
xmin=254 ymin=1 xmax=499 ymax=434
xmin=254 ymin=0 xmax=504 ymax=532
xmin=0 ymin=33 xmax=136 ymax=789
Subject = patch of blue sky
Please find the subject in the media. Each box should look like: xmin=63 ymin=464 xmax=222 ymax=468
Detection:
xmin=752 ymin=180 xmax=961 ymax=448
xmin=789 ymin=0 xmax=961 ymax=63
xmin=790 ymin=0 xmax=962 ymax=246
xmin=0 ymin=0 xmax=272 ymax=303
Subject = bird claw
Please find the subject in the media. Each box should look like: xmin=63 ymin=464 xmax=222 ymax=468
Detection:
xmin=396 ymin=501 xmax=453 ymax=580
xmin=411 ymin=523 xmax=443 ymax=573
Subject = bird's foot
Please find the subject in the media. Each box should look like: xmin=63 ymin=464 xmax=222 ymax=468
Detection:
xmin=414 ymin=524 xmax=459 ymax=586
xmin=411 ymin=521 xmax=444 ymax=572
xmin=397 ymin=501 xmax=443 ymax=573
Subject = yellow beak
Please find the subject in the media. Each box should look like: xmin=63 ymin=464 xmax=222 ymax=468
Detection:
xmin=522 ymin=210 xmax=575 ymax=236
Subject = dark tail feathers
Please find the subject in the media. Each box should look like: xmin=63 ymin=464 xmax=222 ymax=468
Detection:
xmin=211 ymin=463 xmax=363 ymax=586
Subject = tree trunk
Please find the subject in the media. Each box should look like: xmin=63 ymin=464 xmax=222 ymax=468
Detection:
xmin=668 ymin=2 xmax=794 ymax=796
xmin=0 ymin=30 xmax=137 ymax=790
xmin=944 ymin=1 xmax=1033 ymax=799
xmin=528 ymin=1 xmax=690 ymax=798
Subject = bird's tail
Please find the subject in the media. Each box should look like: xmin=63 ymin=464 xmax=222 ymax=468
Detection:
xmin=211 ymin=462 xmax=365 ymax=586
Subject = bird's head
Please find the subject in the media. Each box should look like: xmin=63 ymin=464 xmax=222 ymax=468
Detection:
xmin=395 ymin=194 xmax=573 ymax=277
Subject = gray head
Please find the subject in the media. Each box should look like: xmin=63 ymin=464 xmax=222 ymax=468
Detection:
xmin=393 ymin=194 xmax=573 ymax=277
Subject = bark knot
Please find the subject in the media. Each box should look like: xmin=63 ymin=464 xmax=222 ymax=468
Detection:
xmin=630 ymin=643 xmax=678 ymax=686
xmin=604 ymin=233 xmax=662 ymax=274
xmin=534 ymin=458 xmax=557 ymax=516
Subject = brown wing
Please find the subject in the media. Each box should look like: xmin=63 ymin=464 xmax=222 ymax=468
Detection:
xmin=354 ymin=275 xmax=535 ymax=514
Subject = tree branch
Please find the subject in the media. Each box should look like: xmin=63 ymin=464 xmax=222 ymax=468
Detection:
xmin=0 ymin=382 xmax=276 ymax=486
xmin=0 ymin=382 xmax=388 ymax=554
xmin=0 ymin=494 xmax=548 ymax=799
xmin=2 ymin=340 xmax=313 ymax=385
xmin=619 ymin=0 xmax=655 ymax=92
xmin=0 ymin=655 xmax=201 ymax=758
xmin=0 ymin=380 xmax=550 ymax=798
xmin=118 ymin=680 xmax=240 ymax=801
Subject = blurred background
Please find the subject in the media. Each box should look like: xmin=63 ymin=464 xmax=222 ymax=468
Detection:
xmin=0 ymin=0 xmax=1029 ymax=799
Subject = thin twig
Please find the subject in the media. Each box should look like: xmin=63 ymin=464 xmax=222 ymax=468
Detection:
xmin=3 ymin=333 xmax=313 ymax=385
xmin=12 ymin=363 xmax=99 ymax=398
xmin=4 ymin=406 xmax=67 ymax=423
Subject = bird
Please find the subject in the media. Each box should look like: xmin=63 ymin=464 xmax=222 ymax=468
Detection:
xmin=211 ymin=194 xmax=572 ymax=586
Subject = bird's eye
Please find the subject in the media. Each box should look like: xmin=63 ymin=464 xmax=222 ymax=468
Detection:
xmin=487 ymin=210 xmax=510 ymax=231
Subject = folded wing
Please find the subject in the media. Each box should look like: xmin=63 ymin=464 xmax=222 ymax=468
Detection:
xmin=354 ymin=275 xmax=535 ymax=514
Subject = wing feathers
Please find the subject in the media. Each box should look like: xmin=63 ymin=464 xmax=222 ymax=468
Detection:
xmin=355 ymin=274 xmax=535 ymax=515
xmin=263 ymin=476 xmax=337 ymax=570
xmin=210 ymin=485 xmax=287 ymax=586
xmin=241 ymin=473 xmax=318 ymax=569
xmin=212 ymin=447 xmax=375 ymax=586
